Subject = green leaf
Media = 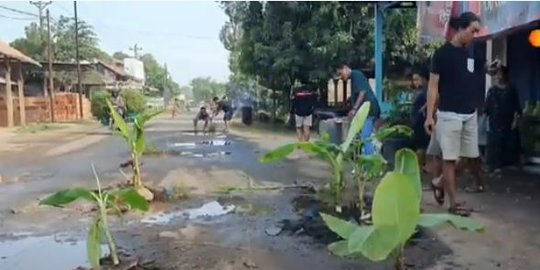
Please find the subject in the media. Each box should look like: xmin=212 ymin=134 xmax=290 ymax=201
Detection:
xmin=107 ymin=100 xmax=132 ymax=141
xmin=87 ymin=219 xmax=102 ymax=269
xmin=259 ymin=143 xmax=298 ymax=163
xmin=372 ymin=172 xmax=420 ymax=244
xmin=135 ymin=109 xmax=162 ymax=128
xmin=320 ymin=213 xmax=357 ymax=239
xmin=328 ymin=240 xmax=352 ymax=257
xmin=419 ymin=213 xmax=484 ymax=232
xmin=374 ymin=125 xmax=413 ymax=142
xmin=134 ymin=125 xmax=146 ymax=155
xmin=39 ymin=188 xmax=95 ymax=207
xmin=394 ymin=149 xmax=421 ymax=200
xmin=113 ymin=188 xmax=150 ymax=211
xmin=347 ymin=225 xmax=375 ymax=253
xmin=359 ymin=225 xmax=401 ymax=261
xmin=340 ymin=102 xmax=370 ymax=154
xmin=356 ymin=154 xmax=387 ymax=179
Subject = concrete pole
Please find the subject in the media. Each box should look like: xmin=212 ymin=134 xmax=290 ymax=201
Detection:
xmin=17 ymin=61 xmax=26 ymax=126
xmin=4 ymin=55 xmax=14 ymax=127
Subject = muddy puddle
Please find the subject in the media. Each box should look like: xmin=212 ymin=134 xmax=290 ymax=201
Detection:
xmin=142 ymin=201 xmax=235 ymax=225
xmin=0 ymin=233 xmax=106 ymax=270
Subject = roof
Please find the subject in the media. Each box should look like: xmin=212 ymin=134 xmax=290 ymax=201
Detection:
xmin=0 ymin=39 xmax=41 ymax=66
xmin=97 ymin=60 xmax=127 ymax=77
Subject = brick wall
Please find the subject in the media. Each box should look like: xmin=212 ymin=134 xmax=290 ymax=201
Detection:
xmin=0 ymin=93 xmax=91 ymax=127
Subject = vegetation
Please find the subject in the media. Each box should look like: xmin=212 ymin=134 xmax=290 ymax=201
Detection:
xmin=190 ymin=77 xmax=226 ymax=103
xmin=107 ymin=100 xmax=162 ymax=196
xmin=121 ymin=89 xmax=147 ymax=116
xmin=322 ymin=149 xmax=483 ymax=269
xmin=90 ymin=90 xmax=112 ymax=123
xmin=261 ymin=102 xmax=371 ymax=204
xmin=39 ymin=165 xmax=149 ymax=268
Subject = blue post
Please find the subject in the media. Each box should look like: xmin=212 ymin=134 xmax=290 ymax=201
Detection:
xmin=374 ymin=4 xmax=387 ymax=113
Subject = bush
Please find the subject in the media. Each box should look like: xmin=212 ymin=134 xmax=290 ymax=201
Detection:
xmin=90 ymin=90 xmax=111 ymax=123
xmin=121 ymin=89 xmax=146 ymax=115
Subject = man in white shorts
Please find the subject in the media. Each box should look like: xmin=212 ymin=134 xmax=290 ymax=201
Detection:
xmin=292 ymin=86 xmax=317 ymax=142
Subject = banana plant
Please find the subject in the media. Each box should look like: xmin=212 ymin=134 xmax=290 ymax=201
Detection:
xmin=322 ymin=149 xmax=484 ymax=270
xmin=260 ymin=102 xmax=371 ymax=204
xmin=40 ymin=165 xmax=149 ymax=268
xmin=107 ymin=100 xmax=162 ymax=190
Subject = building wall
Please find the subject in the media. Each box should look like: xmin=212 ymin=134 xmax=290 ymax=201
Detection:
xmin=0 ymin=93 xmax=91 ymax=127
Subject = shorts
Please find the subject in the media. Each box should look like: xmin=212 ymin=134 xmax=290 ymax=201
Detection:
xmin=426 ymin=133 xmax=441 ymax=156
xmin=295 ymin=114 xmax=312 ymax=128
xmin=223 ymin=111 xmax=233 ymax=121
xmin=435 ymin=113 xmax=479 ymax=160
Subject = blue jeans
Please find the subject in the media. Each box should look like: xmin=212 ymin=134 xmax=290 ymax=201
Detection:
xmin=359 ymin=116 xmax=376 ymax=155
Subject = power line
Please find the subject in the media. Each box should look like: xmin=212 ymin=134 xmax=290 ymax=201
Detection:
xmin=0 ymin=13 xmax=36 ymax=21
xmin=0 ymin=5 xmax=38 ymax=17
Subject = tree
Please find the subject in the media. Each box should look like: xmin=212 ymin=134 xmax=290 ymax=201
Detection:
xmin=112 ymin=51 xmax=130 ymax=60
xmin=190 ymin=77 xmax=226 ymax=103
xmin=10 ymin=22 xmax=44 ymax=61
xmin=53 ymin=15 xmax=109 ymax=62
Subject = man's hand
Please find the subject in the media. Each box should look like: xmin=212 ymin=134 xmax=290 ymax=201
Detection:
xmin=424 ymin=117 xmax=435 ymax=135
xmin=348 ymin=109 xmax=356 ymax=120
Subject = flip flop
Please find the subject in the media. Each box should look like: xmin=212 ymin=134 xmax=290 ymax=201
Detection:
xmin=431 ymin=177 xmax=445 ymax=206
xmin=448 ymin=204 xmax=471 ymax=217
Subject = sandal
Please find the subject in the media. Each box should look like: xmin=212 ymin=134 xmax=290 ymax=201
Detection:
xmin=448 ymin=204 xmax=471 ymax=217
xmin=465 ymin=185 xmax=485 ymax=193
xmin=431 ymin=177 xmax=445 ymax=206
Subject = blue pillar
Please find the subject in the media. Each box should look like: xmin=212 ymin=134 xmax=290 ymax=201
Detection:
xmin=374 ymin=4 xmax=387 ymax=112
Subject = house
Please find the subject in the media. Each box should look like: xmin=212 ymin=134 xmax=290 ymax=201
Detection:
xmin=0 ymin=38 xmax=41 ymax=127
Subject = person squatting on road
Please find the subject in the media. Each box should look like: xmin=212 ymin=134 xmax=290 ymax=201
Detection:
xmin=337 ymin=64 xmax=381 ymax=155
xmin=212 ymin=96 xmax=233 ymax=132
xmin=425 ymin=12 xmax=498 ymax=216
xmin=292 ymin=86 xmax=317 ymax=142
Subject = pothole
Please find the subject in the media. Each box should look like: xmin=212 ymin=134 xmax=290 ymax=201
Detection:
xmin=141 ymin=201 xmax=236 ymax=225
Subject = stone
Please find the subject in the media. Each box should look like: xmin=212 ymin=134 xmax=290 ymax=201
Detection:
xmin=137 ymin=187 xmax=154 ymax=201
xmin=264 ymin=226 xmax=282 ymax=236
xmin=158 ymin=231 xmax=179 ymax=239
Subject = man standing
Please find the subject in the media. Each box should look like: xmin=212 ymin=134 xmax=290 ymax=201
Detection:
xmin=338 ymin=64 xmax=381 ymax=155
xmin=425 ymin=12 xmax=497 ymax=216
xmin=292 ymin=85 xmax=317 ymax=142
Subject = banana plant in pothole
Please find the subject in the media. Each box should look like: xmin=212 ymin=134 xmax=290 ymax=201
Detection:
xmin=260 ymin=102 xmax=372 ymax=205
xmin=322 ymin=149 xmax=484 ymax=270
xmin=40 ymin=165 xmax=149 ymax=269
xmin=107 ymin=100 xmax=162 ymax=200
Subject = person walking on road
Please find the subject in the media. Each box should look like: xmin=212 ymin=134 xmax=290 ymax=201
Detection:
xmin=337 ymin=64 xmax=381 ymax=155
xmin=425 ymin=12 xmax=498 ymax=216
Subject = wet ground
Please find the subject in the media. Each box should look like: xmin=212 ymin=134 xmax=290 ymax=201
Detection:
xmin=1 ymin=113 xmax=540 ymax=269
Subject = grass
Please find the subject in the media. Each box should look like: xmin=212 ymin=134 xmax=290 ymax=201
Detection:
xmin=16 ymin=123 xmax=65 ymax=134
xmin=143 ymin=143 xmax=166 ymax=156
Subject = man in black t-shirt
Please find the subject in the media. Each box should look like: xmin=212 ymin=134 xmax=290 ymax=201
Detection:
xmin=425 ymin=12 xmax=499 ymax=216
xmin=292 ymin=87 xmax=317 ymax=142
xmin=193 ymin=106 xmax=210 ymax=134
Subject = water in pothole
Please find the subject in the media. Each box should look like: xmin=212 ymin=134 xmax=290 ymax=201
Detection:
xmin=0 ymin=234 xmax=107 ymax=270
xmin=141 ymin=201 xmax=236 ymax=225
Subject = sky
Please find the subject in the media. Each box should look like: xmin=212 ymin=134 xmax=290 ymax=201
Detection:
xmin=0 ymin=0 xmax=230 ymax=85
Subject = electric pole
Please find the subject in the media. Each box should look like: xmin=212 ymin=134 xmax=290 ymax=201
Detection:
xmin=74 ymin=1 xmax=83 ymax=119
xmin=47 ymin=9 xmax=55 ymax=123
xmin=129 ymin=43 xmax=143 ymax=59
xmin=30 ymin=1 xmax=52 ymax=96
xmin=29 ymin=1 xmax=52 ymax=41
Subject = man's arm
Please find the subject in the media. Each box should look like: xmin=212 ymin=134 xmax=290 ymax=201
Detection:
xmin=353 ymin=91 xmax=366 ymax=111
xmin=426 ymin=73 xmax=439 ymax=123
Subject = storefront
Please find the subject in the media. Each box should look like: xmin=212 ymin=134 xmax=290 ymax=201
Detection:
xmin=417 ymin=1 xmax=540 ymax=167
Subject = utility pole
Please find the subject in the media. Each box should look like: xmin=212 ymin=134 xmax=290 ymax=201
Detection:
xmin=129 ymin=43 xmax=143 ymax=59
xmin=29 ymin=1 xmax=51 ymax=40
xmin=30 ymin=1 xmax=52 ymax=97
xmin=74 ymin=1 xmax=83 ymax=119
xmin=47 ymin=9 xmax=55 ymax=122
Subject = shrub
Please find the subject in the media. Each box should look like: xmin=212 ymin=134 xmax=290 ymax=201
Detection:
xmin=121 ymin=89 xmax=146 ymax=115
xmin=90 ymin=90 xmax=112 ymax=123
